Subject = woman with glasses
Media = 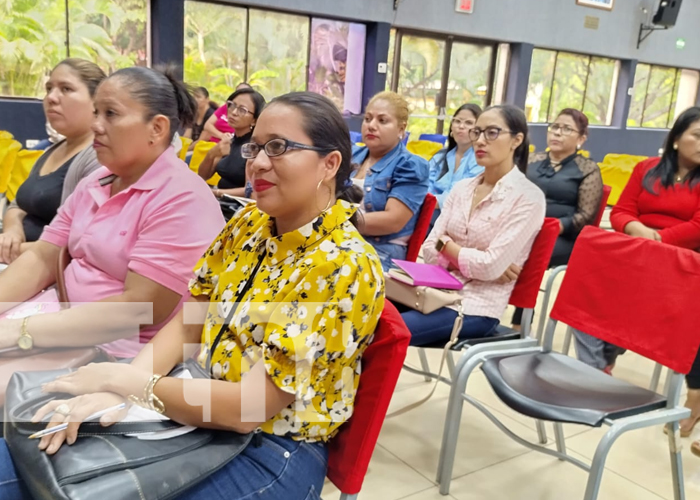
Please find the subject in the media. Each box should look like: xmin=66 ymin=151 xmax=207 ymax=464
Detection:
xmin=399 ymin=105 xmax=545 ymax=346
xmin=511 ymin=109 xmax=603 ymax=329
xmin=428 ymin=104 xmax=483 ymax=224
xmin=0 ymin=92 xmax=385 ymax=500
xmin=350 ymin=91 xmax=430 ymax=271
xmin=198 ymin=88 xmax=266 ymax=199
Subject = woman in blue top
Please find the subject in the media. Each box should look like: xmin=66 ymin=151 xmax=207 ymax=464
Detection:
xmin=351 ymin=91 xmax=429 ymax=270
xmin=428 ymin=103 xmax=483 ymax=225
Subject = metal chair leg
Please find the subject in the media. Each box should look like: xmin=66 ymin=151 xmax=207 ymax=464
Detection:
xmin=446 ymin=351 xmax=456 ymax=380
xmin=650 ymin=362 xmax=663 ymax=392
xmin=536 ymin=420 xmax=548 ymax=445
xmin=553 ymin=422 xmax=566 ymax=459
xmin=667 ymin=420 xmax=687 ymax=500
xmin=562 ymin=326 xmax=574 ymax=355
xmin=417 ymin=348 xmax=432 ymax=382
xmin=535 ymin=266 xmax=567 ymax=342
xmin=339 ymin=493 xmax=358 ymax=500
xmin=583 ymin=423 xmax=626 ymax=500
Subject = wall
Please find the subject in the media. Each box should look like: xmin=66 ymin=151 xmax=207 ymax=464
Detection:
xmin=0 ymin=100 xmax=46 ymax=147
xmin=234 ymin=0 xmax=700 ymax=70
xmin=529 ymin=124 xmax=667 ymax=161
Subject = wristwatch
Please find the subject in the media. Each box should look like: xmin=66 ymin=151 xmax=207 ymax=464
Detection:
xmin=435 ymin=236 xmax=450 ymax=253
xmin=17 ymin=317 xmax=34 ymax=350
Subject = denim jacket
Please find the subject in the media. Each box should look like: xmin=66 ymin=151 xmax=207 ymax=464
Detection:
xmin=428 ymin=147 xmax=484 ymax=209
xmin=351 ymin=143 xmax=429 ymax=244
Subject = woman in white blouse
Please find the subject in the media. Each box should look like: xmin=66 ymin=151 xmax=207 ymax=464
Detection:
xmin=400 ymin=105 xmax=546 ymax=346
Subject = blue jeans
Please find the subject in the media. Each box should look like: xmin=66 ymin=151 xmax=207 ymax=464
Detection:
xmin=400 ymin=307 xmax=499 ymax=346
xmin=372 ymin=241 xmax=407 ymax=272
xmin=0 ymin=433 xmax=328 ymax=500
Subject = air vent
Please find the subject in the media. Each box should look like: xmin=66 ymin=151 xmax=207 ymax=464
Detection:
xmin=584 ymin=16 xmax=600 ymax=29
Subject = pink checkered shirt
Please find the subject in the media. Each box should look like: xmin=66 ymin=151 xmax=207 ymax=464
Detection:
xmin=423 ymin=167 xmax=546 ymax=319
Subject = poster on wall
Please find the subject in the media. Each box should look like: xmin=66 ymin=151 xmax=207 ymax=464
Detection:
xmin=308 ymin=18 xmax=366 ymax=114
xmin=576 ymin=0 xmax=614 ymax=10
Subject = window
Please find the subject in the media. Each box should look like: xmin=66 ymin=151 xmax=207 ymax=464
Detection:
xmin=628 ymin=64 xmax=699 ymax=129
xmin=184 ymin=2 xmax=247 ymax=103
xmin=0 ymin=0 xmax=148 ymax=98
xmin=387 ymin=30 xmax=495 ymax=138
xmin=526 ymin=49 xmax=619 ymax=126
xmin=247 ymin=10 xmax=309 ymax=100
xmin=184 ymin=2 xmax=366 ymax=108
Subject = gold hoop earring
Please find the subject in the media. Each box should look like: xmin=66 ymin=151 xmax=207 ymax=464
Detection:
xmin=316 ymin=179 xmax=333 ymax=213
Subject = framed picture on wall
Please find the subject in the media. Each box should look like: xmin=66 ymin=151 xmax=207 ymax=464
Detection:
xmin=576 ymin=0 xmax=614 ymax=10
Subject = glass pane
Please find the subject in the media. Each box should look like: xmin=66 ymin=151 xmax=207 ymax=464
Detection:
xmin=184 ymin=1 xmax=247 ymax=104
xmin=386 ymin=29 xmax=396 ymax=91
xmin=525 ymin=49 xmax=556 ymax=123
xmin=547 ymin=52 xmax=588 ymax=122
xmin=0 ymin=0 xmax=67 ymax=97
xmin=68 ymin=0 xmax=148 ymax=74
xmin=308 ymin=18 xmax=366 ymax=114
xmin=672 ymin=69 xmax=700 ymax=124
xmin=627 ymin=63 xmax=650 ymax=127
xmin=582 ymin=57 xmax=618 ymax=126
xmin=397 ymin=35 xmax=445 ymax=138
xmin=248 ymin=9 xmax=309 ymax=101
xmin=641 ymin=66 xmax=676 ymax=128
xmin=445 ymin=42 xmax=493 ymax=117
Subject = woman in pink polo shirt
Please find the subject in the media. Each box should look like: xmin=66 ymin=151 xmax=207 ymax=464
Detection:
xmin=0 ymin=67 xmax=225 ymax=359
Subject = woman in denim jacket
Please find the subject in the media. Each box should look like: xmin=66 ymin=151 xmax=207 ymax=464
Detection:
xmin=351 ymin=91 xmax=429 ymax=270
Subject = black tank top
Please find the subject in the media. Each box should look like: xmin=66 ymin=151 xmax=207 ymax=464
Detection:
xmin=15 ymin=147 xmax=76 ymax=242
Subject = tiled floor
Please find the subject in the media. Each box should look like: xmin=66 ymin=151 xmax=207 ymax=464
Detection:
xmin=321 ymin=257 xmax=700 ymax=499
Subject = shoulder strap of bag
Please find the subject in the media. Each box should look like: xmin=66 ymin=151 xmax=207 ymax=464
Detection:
xmin=386 ymin=302 xmax=463 ymax=418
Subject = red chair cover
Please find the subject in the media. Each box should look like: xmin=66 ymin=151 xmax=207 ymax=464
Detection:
xmin=326 ymin=300 xmax=411 ymax=494
xmin=551 ymin=226 xmax=700 ymax=374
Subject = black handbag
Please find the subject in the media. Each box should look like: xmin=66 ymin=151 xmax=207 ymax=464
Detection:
xmin=4 ymin=360 xmax=252 ymax=500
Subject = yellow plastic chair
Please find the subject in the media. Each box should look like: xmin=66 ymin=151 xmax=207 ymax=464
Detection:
xmin=529 ymin=144 xmax=536 ymax=153
xmin=406 ymin=140 xmax=443 ymax=161
xmin=6 ymin=149 xmax=43 ymax=202
xmin=579 ymin=149 xmax=591 ymax=158
xmin=189 ymin=141 xmax=221 ymax=186
xmin=179 ymin=136 xmax=192 ymax=161
xmin=0 ymin=141 xmax=22 ymax=196
xmin=0 ymin=131 xmax=13 ymax=141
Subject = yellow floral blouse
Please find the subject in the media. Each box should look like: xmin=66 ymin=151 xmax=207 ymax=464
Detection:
xmin=189 ymin=200 xmax=385 ymax=442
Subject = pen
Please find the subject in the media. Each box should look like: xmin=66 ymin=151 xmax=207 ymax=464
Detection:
xmin=28 ymin=403 xmax=127 ymax=439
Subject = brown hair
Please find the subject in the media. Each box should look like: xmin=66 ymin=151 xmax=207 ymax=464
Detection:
xmin=53 ymin=58 xmax=107 ymax=97
xmin=367 ymin=91 xmax=410 ymax=127
xmin=557 ymin=108 xmax=589 ymax=136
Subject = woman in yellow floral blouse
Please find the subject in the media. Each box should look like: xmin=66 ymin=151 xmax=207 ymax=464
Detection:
xmin=19 ymin=92 xmax=385 ymax=500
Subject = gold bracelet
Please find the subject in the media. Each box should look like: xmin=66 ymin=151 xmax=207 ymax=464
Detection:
xmin=128 ymin=375 xmax=166 ymax=414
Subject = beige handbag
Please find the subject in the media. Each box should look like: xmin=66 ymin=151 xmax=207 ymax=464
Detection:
xmin=385 ymin=273 xmax=464 ymax=416
xmin=385 ymin=275 xmax=462 ymax=314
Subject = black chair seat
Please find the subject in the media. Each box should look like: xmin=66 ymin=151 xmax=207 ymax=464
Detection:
xmin=482 ymin=352 xmax=667 ymax=427
xmin=417 ymin=324 xmax=522 ymax=351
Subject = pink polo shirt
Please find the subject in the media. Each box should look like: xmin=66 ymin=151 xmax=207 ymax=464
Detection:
xmin=40 ymin=147 xmax=225 ymax=358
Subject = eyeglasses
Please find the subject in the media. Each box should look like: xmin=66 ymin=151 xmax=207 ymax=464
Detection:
xmin=548 ymin=123 xmax=579 ymax=136
xmin=468 ymin=126 xmax=514 ymax=142
xmin=452 ymin=119 xmax=476 ymax=129
xmin=226 ymin=101 xmax=253 ymax=116
xmin=241 ymin=138 xmax=333 ymax=159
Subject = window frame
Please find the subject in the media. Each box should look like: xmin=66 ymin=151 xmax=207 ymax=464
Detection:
xmin=630 ymin=62 xmax=699 ymax=130
xmin=387 ymin=28 xmax=498 ymax=135
xmin=528 ymin=47 xmax=619 ymax=126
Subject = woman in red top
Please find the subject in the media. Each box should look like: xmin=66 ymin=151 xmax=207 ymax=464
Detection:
xmin=573 ymin=107 xmax=700 ymax=444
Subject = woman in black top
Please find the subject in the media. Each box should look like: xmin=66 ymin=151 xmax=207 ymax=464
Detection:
xmin=183 ymin=86 xmax=217 ymax=147
xmin=0 ymin=58 xmax=106 ymax=263
xmin=198 ymin=88 xmax=266 ymax=198
xmin=512 ymin=108 xmax=603 ymax=327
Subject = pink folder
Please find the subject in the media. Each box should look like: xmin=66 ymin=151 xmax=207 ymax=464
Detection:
xmin=389 ymin=259 xmax=463 ymax=290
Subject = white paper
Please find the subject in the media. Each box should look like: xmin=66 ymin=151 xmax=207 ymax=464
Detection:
xmin=124 ymin=369 xmax=198 ymax=441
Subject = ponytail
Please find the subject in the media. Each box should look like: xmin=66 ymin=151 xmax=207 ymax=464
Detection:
xmin=110 ymin=65 xmax=196 ymax=142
